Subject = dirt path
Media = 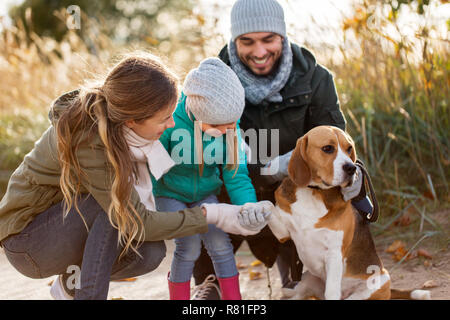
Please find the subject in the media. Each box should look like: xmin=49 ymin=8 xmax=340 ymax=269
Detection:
xmin=0 ymin=240 xmax=282 ymax=300
xmin=378 ymin=249 xmax=449 ymax=300
xmin=0 ymin=237 xmax=448 ymax=300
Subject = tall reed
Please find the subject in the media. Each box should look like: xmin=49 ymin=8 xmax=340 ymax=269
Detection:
xmin=326 ymin=1 xmax=449 ymax=217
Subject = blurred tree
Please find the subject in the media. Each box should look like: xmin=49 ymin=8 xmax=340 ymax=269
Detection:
xmin=342 ymin=0 xmax=448 ymax=57
xmin=7 ymin=0 xmax=216 ymax=69
xmin=8 ymin=0 xmax=195 ymax=43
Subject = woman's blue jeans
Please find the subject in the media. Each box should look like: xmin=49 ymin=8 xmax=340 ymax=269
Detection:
xmin=156 ymin=195 xmax=238 ymax=283
xmin=1 ymin=194 xmax=166 ymax=299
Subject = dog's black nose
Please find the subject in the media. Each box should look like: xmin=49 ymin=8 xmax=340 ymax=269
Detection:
xmin=343 ymin=163 xmax=356 ymax=176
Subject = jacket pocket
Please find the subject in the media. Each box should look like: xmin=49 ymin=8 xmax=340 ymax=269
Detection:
xmin=2 ymin=246 xmax=41 ymax=279
xmin=283 ymin=105 xmax=308 ymax=136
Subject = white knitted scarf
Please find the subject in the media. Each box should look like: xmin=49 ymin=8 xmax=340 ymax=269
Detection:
xmin=123 ymin=126 xmax=175 ymax=211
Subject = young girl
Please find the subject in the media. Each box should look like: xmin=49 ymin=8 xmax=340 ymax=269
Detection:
xmin=0 ymin=52 xmax=271 ymax=300
xmin=154 ymin=58 xmax=260 ymax=300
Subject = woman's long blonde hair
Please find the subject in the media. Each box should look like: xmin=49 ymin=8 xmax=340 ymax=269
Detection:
xmin=55 ymin=52 xmax=179 ymax=257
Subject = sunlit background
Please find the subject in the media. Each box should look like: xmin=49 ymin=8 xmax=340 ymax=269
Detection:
xmin=1 ymin=1 xmax=448 ymax=58
xmin=0 ymin=0 xmax=449 ymax=225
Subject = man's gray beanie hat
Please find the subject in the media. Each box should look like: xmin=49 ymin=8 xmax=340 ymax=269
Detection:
xmin=230 ymin=0 xmax=286 ymax=41
xmin=183 ymin=57 xmax=245 ymax=125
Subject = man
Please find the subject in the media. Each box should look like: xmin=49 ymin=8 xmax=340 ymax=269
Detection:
xmin=191 ymin=0 xmax=373 ymax=299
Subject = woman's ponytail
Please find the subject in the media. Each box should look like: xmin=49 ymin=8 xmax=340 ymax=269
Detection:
xmin=55 ymin=52 xmax=178 ymax=258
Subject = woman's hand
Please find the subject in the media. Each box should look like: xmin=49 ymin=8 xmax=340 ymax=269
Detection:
xmin=202 ymin=201 xmax=274 ymax=236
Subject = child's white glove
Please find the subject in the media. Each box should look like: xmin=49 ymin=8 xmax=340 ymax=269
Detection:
xmin=202 ymin=201 xmax=273 ymax=236
xmin=238 ymin=201 xmax=273 ymax=231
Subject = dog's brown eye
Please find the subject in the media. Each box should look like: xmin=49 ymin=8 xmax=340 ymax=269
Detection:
xmin=347 ymin=146 xmax=353 ymax=154
xmin=322 ymin=145 xmax=334 ymax=154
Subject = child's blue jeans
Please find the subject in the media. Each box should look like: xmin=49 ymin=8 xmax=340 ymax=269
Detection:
xmin=156 ymin=195 xmax=238 ymax=283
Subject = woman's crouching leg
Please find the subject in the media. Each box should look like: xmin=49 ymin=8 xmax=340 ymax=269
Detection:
xmin=110 ymin=240 xmax=167 ymax=280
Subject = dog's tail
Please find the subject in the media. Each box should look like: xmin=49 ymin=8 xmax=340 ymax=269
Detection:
xmin=390 ymin=288 xmax=431 ymax=300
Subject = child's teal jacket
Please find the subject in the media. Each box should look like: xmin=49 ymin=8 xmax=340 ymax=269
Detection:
xmin=153 ymin=93 xmax=257 ymax=205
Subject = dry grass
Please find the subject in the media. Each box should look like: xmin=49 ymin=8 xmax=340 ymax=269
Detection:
xmin=0 ymin=4 xmax=448 ymax=245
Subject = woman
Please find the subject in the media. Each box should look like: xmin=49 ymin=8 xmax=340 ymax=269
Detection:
xmin=0 ymin=52 xmax=272 ymax=300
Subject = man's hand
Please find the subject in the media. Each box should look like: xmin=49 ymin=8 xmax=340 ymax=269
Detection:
xmin=260 ymin=150 xmax=293 ymax=183
xmin=341 ymin=166 xmax=363 ymax=201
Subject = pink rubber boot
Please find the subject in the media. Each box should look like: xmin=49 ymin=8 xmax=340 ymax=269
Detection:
xmin=218 ymin=274 xmax=242 ymax=300
xmin=167 ymin=273 xmax=190 ymax=300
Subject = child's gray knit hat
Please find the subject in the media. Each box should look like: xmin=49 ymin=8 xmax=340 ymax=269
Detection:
xmin=183 ymin=57 xmax=245 ymax=125
xmin=230 ymin=0 xmax=286 ymax=41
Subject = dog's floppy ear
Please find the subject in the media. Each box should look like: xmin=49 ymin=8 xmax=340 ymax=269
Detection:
xmin=288 ymin=135 xmax=311 ymax=187
xmin=350 ymin=143 xmax=356 ymax=162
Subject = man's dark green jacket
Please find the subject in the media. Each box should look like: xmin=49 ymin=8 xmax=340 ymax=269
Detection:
xmin=218 ymin=42 xmax=346 ymax=192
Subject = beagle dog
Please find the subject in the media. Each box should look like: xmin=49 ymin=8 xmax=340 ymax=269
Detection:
xmin=268 ymin=125 xmax=430 ymax=300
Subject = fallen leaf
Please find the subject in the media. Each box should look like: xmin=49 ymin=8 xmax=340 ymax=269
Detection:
xmin=392 ymin=246 xmax=415 ymax=262
xmin=111 ymin=297 xmax=124 ymax=300
xmin=112 ymin=278 xmax=137 ymax=282
xmin=249 ymin=269 xmax=262 ymax=280
xmin=386 ymin=240 xmax=406 ymax=253
xmin=48 ymin=280 xmax=54 ymax=286
xmin=422 ymin=280 xmax=439 ymax=288
xmin=417 ymin=249 xmax=433 ymax=259
xmin=250 ymin=260 xmax=262 ymax=267
xmin=423 ymin=260 xmax=432 ymax=268
xmin=392 ymin=247 xmax=407 ymax=261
